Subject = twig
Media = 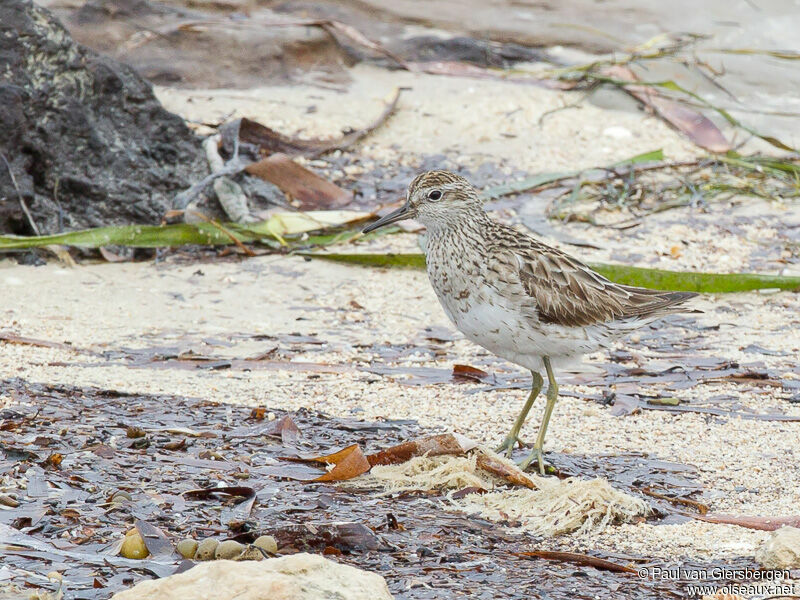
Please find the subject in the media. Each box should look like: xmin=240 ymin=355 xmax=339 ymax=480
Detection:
xmin=310 ymin=87 xmax=402 ymax=158
xmin=536 ymin=85 xmax=597 ymax=126
xmin=638 ymin=487 xmax=709 ymax=514
xmin=1 ymin=153 xmax=40 ymax=235
xmin=514 ymin=551 xmax=638 ymax=574
xmin=173 ymin=162 xmax=247 ymax=210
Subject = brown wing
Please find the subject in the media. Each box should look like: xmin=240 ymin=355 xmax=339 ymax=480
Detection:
xmin=494 ymin=234 xmax=697 ymax=328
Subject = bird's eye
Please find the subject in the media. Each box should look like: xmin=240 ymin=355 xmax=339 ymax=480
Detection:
xmin=428 ymin=190 xmax=442 ymax=201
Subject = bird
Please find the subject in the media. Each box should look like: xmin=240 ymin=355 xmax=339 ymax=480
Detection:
xmin=363 ymin=170 xmax=698 ymax=474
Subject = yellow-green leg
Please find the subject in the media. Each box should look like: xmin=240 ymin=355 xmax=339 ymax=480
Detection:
xmin=519 ymin=357 xmax=558 ymax=475
xmin=495 ymin=371 xmax=544 ymax=457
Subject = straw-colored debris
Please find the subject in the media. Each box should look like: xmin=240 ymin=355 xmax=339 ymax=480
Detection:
xmin=365 ymin=449 xmax=650 ymax=537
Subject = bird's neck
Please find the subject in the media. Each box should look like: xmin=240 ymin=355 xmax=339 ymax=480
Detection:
xmin=423 ymin=210 xmax=493 ymax=249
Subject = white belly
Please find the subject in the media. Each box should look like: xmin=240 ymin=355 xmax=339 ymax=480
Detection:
xmin=434 ymin=283 xmax=597 ymax=373
xmin=424 ymin=233 xmax=601 ymax=373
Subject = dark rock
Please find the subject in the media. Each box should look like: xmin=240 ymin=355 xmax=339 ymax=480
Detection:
xmin=0 ymin=0 xmax=207 ymax=234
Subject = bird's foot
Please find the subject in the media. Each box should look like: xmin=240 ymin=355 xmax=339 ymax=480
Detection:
xmin=517 ymin=447 xmax=550 ymax=476
xmin=495 ymin=434 xmax=526 ymax=458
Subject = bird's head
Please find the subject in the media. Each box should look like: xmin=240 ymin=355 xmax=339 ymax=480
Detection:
xmin=362 ymin=170 xmax=483 ymax=234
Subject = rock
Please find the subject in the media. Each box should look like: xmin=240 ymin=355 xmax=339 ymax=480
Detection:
xmin=110 ymin=553 xmax=393 ymax=600
xmin=194 ymin=538 xmax=219 ymax=561
xmin=120 ymin=529 xmax=149 ymax=559
xmin=235 ymin=535 xmax=279 ymax=561
xmin=175 ymin=539 xmax=199 ymax=559
xmin=0 ymin=0 xmax=206 ymax=235
xmin=755 ymin=526 xmax=800 ymax=569
xmin=253 ymin=535 xmax=278 ymax=555
xmin=214 ymin=540 xmax=245 ymax=560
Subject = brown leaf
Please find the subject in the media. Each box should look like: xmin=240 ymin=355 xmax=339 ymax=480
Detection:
xmin=245 ymin=154 xmax=352 ymax=210
xmin=476 ymin=453 xmax=537 ymax=489
xmin=366 ymin=433 xmax=477 ymax=467
xmin=452 ymin=364 xmax=491 ymax=382
xmin=694 ymin=513 xmax=800 ymax=531
xmin=61 ymin=508 xmax=81 ymax=520
xmin=288 ymin=444 xmax=371 ymax=482
xmin=161 ymin=438 xmax=187 ymax=451
xmin=42 ymin=453 xmax=63 ymax=469
xmin=602 ymin=65 xmax=731 ymax=153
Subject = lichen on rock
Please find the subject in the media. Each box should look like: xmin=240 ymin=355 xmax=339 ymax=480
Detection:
xmin=0 ymin=0 xmax=207 ymax=234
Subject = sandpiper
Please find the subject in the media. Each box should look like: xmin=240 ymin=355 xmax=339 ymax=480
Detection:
xmin=363 ymin=170 xmax=697 ymax=474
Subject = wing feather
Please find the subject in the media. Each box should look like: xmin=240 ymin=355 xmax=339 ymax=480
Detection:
xmin=489 ymin=227 xmax=696 ymax=328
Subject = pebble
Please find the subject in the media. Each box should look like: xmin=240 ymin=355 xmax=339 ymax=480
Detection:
xmin=195 ymin=538 xmax=220 ymax=561
xmin=253 ymin=535 xmax=278 ymax=554
xmin=119 ymin=529 xmax=149 ymax=559
xmin=215 ymin=540 xmax=245 ymax=559
xmin=176 ymin=538 xmax=199 ymax=559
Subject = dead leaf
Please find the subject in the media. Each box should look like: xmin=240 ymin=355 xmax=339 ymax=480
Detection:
xmin=452 ymin=364 xmax=492 ymax=382
xmin=609 ymin=394 xmax=642 ymax=416
xmin=161 ymin=439 xmax=187 ymax=451
xmin=287 ymin=444 xmax=371 ymax=482
xmin=515 ymin=550 xmax=638 ymax=574
xmin=366 ymin=433 xmax=477 ymax=467
xmin=602 ymin=65 xmax=732 ymax=153
xmin=476 ymin=453 xmax=537 ymax=489
xmin=134 ymin=520 xmax=173 ymax=557
xmin=42 ymin=453 xmax=63 ymax=469
xmin=245 ymin=154 xmax=352 ymax=210
xmin=264 ymin=415 xmax=300 ymax=445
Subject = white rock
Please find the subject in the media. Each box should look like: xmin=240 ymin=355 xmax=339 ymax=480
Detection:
xmin=110 ymin=553 xmax=393 ymax=600
xmin=755 ymin=526 xmax=800 ymax=569
xmin=602 ymin=126 xmax=632 ymax=139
